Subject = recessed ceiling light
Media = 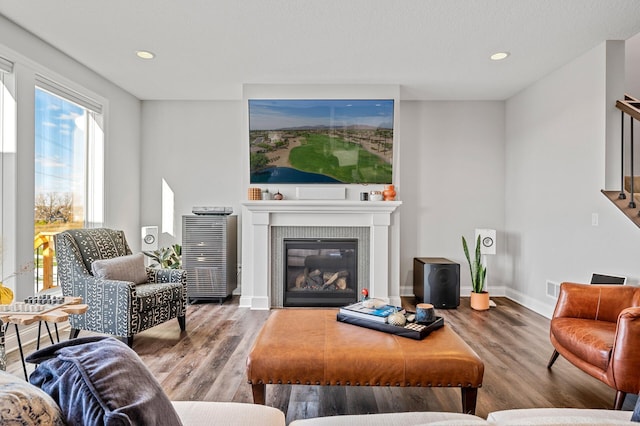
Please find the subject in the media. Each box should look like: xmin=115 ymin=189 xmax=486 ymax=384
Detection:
xmin=135 ymin=50 xmax=155 ymax=60
xmin=490 ymin=52 xmax=510 ymax=61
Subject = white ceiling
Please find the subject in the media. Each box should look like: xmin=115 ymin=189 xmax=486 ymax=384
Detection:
xmin=1 ymin=0 xmax=640 ymax=101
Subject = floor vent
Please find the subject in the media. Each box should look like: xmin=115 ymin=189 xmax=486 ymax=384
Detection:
xmin=546 ymin=280 xmax=560 ymax=299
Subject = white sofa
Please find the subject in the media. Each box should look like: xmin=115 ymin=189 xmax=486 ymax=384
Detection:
xmin=172 ymin=402 xmax=636 ymax=425
xmin=5 ymin=335 xmax=636 ymax=426
xmin=0 ymin=369 xmax=635 ymax=425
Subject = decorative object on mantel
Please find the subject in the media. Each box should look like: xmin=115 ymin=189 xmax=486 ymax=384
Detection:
xmin=369 ymin=190 xmax=383 ymax=201
xmin=273 ymin=190 xmax=283 ymax=200
xmin=248 ymin=187 xmax=262 ymax=200
xmin=462 ymin=235 xmax=489 ymax=311
xmin=383 ymin=184 xmax=396 ymax=201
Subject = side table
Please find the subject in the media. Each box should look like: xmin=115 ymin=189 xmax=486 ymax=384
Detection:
xmin=0 ymin=297 xmax=88 ymax=379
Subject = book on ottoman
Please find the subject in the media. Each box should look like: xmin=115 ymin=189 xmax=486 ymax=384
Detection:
xmin=339 ymin=300 xmax=404 ymax=323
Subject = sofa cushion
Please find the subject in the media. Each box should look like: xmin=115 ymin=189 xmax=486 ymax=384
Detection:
xmin=26 ymin=335 xmax=183 ymax=426
xmin=289 ymin=412 xmax=488 ymax=425
xmin=135 ymin=281 xmax=184 ymax=312
xmin=487 ymin=408 xmax=634 ymax=425
xmin=0 ymin=370 xmax=65 ymax=426
xmin=91 ymin=252 xmax=148 ymax=284
xmin=172 ymin=401 xmax=286 ymax=426
xmin=550 ymin=318 xmax=616 ymax=371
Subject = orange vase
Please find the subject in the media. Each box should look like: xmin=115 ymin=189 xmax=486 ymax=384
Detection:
xmin=383 ymin=185 xmax=396 ymax=201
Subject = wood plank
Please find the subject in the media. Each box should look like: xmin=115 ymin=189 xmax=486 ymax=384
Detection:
xmin=5 ymin=295 xmax=637 ymax=424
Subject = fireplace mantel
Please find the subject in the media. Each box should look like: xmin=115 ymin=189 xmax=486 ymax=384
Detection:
xmin=240 ymin=200 xmax=402 ymax=310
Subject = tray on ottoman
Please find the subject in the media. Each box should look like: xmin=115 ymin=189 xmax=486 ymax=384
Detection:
xmin=336 ymin=312 xmax=444 ymax=340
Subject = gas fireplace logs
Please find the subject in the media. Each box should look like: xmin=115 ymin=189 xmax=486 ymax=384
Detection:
xmin=292 ymin=269 xmax=349 ymax=291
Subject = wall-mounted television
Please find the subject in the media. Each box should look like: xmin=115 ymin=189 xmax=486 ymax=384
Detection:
xmin=249 ymin=99 xmax=394 ymax=184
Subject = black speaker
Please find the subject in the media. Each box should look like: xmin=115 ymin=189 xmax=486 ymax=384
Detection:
xmin=413 ymin=257 xmax=460 ymax=309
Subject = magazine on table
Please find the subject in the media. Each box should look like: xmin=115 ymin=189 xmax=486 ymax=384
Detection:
xmin=339 ymin=300 xmax=405 ymax=323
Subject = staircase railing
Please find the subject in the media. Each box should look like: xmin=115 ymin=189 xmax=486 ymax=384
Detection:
xmin=602 ymin=95 xmax=640 ymax=227
xmin=615 ymin=94 xmax=640 ymax=207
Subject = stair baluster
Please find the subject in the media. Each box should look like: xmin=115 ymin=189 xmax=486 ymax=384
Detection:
xmin=630 ymin=116 xmax=636 ymax=209
xmin=619 ymin=110 xmax=626 ymax=200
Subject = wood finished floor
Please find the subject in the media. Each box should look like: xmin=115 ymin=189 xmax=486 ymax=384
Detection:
xmin=5 ymin=296 xmax=636 ymax=424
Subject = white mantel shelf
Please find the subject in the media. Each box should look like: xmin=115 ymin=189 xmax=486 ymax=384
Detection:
xmin=242 ymin=200 xmax=402 ymax=213
xmin=240 ymin=200 xmax=402 ymax=310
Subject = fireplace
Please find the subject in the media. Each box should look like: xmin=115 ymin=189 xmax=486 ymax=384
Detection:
xmin=284 ymin=239 xmax=358 ymax=307
xmin=240 ymin=200 xmax=402 ymax=310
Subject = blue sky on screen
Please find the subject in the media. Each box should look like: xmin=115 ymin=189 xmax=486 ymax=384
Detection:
xmin=34 ymin=89 xmax=84 ymax=194
xmin=249 ymin=99 xmax=394 ymax=131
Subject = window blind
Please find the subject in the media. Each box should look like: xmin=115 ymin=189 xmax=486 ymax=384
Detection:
xmin=35 ymin=75 xmax=102 ymax=114
xmin=0 ymin=56 xmax=13 ymax=74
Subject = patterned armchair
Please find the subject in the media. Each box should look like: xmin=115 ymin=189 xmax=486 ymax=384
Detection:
xmin=54 ymin=228 xmax=187 ymax=346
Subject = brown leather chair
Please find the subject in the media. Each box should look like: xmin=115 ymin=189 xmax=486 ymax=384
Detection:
xmin=547 ymin=282 xmax=640 ymax=409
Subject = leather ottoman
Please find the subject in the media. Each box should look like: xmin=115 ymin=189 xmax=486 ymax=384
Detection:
xmin=246 ymin=309 xmax=484 ymax=414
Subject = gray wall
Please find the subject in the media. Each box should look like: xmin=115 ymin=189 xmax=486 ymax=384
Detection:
xmin=505 ymin=41 xmax=640 ymax=317
xmin=140 ymin=99 xmax=508 ymax=299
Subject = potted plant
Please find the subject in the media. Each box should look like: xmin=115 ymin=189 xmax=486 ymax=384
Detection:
xmin=462 ymin=235 xmax=489 ymax=311
xmin=143 ymin=244 xmax=182 ymax=269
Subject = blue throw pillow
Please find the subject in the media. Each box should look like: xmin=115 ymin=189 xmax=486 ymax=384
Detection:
xmin=26 ymin=336 xmax=183 ymax=426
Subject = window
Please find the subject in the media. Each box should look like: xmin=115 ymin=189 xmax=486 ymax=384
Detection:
xmin=34 ymin=79 xmax=104 ymax=292
xmin=0 ymin=56 xmax=16 ymax=292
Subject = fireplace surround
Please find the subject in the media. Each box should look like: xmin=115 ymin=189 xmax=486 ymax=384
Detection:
xmin=240 ymin=200 xmax=401 ymax=310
